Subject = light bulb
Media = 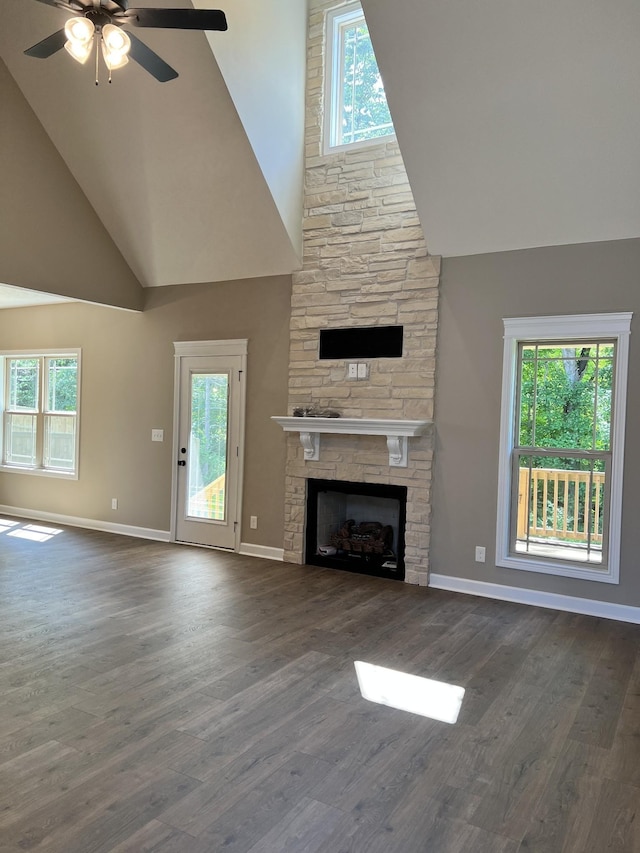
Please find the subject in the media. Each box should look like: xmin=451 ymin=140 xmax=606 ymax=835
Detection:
xmin=101 ymin=24 xmax=131 ymax=71
xmin=101 ymin=42 xmax=130 ymax=70
xmin=102 ymin=24 xmax=130 ymax=54
xmin=64 ymin=38 xmax=92 ymax=64
xmin=64 ymin=16 xmax=94 ymax=46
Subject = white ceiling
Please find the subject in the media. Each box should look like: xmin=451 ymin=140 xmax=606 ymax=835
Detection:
xmin=0 ymin=284 xmax=75 ymax=310
xmin=1 ymin=0 xmax=639 ymax=311
xmin=363 ymin=0 xmax=640 ymax=257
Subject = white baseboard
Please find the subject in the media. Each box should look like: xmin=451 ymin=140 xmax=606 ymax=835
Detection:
xmin=428 ymin=573 xmax=640 ymax=625
xmin=0 ymin=505 xmax=170 ymax=543
xmin=239 ymin=542 xmax=284 ymax=561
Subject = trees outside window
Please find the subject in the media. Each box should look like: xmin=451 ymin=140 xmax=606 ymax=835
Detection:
xmin=325 ymin=3 xmax=394 ymax=152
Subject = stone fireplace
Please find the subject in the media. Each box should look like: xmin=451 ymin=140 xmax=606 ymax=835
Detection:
xmin=305 ymin=478 xmax=407 ymax=580
xmin=274 ymin=410 xmax=432 ymax=585
xmin=277 ymin=0 xmax=440 ymax=586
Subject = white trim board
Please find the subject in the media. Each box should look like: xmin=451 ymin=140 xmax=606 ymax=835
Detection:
xmin=173 ymin=339 xmax=248 ymax=357
xmin=0 ymin=505 xmax=170 ymax=543
xmin=429 ymin=573 xmax=640 ymax=625
xmin=239 ymin=543 xmax=284 ymax=561
xmin=0 ymin=504 xmax=286 ymax=563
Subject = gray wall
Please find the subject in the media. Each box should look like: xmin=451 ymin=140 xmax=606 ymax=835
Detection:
xmin=432 ymin=238 xmax=640 ymax=605
xmin=0 ymin=276 xmax=292 ymax=548
xmin=0 ymin=60 xmax=143 ymax=310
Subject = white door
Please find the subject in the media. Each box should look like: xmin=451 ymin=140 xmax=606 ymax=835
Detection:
xmin=173 ymin=344 xmax=246 ymax=549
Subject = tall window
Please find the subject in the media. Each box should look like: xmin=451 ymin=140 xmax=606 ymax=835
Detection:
xmin=496 ymin=314 xmax=631 ymax=584
xmin=324 ymin=3 xmax=394 ymax=152
xmin=1 ymin=352 xmax=80 ymax=477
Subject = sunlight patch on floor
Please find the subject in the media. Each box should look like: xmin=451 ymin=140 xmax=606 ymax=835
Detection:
xmin=2 ymin=520 xmax=64 ymax=543
xmin=354 ymin=660 xmax=465 ymax=724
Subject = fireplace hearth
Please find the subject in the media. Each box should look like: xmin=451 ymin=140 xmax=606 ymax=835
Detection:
xmin=305 ymin=479 xmax=407 ymax=580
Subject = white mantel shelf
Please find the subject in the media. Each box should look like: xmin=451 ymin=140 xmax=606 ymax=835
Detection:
xmin=272 ymin=417 xmax=432 ymax=467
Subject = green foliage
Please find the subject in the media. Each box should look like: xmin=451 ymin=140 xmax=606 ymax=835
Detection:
xmin=48 ymin=359 xmax=77 ymax=412
xmin=8 ymin=357 xmax=77 ymax=413
xmin=518 ymin=344 xmax=613 ymax=455
xmin=9 ymin=359 xmax=39 ymax=410
xmin=341 ymin=22 xmax=393 ymax=144
xmin=189 ymin=374 xmax=228 ymax=488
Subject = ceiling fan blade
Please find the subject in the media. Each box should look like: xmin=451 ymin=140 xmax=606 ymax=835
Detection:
xmin=127 ymin=32 xmax=178 ymax=82
xmin=24 ymin=28 xmax=68 ymax=59
xmin=30 ymin=0 xmax=85 ymax=12
xmin=123 ymin=8 xmax=227 ymax=31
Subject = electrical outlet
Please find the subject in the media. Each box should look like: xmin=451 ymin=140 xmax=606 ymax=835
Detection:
xmin=250 ymin=516 xmax=258 ymax=529
xmin=111 ymin=498 xmax=118 ymax=510
xmin=151 ymin=429 xmax=164 ymax=442
xmin=347 ymin=363 xmax=358 ymax=379
xmin=475 ymin=546 xmax=486 ymax=563
xmin=357 ymin=363 xmax=368 ymax=379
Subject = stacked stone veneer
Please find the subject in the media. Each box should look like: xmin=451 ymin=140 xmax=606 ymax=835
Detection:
xmin=282 ymin=0 xmax=440 ymax=585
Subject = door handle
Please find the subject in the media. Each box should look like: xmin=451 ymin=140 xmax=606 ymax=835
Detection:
xmin=177 ymin=460 xmax=186 ymax=466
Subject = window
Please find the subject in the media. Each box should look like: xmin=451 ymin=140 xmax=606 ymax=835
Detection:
xmin=324 ymin=2 xmax=394 ymax=152
xmin=1 ymin=351 xmax=80 ymax=477
xmin=496 ymin=314 xmax=631 ymax=583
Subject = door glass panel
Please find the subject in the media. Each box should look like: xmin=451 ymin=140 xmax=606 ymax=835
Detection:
xmin=187 ymin=373 xmax=229 ymax=521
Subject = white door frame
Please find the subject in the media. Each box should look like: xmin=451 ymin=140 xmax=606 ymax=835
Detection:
xmin=170 ymin=339 xmax=247 ymax=550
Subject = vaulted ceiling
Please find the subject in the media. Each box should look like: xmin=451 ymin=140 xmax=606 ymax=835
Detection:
xmin=1 ymin=0 xmax=639 ymax=309
xmin=363 ymin=0 xmax=640 ymax=259
xmin=0 ymin=0 xmax=305 ymax=307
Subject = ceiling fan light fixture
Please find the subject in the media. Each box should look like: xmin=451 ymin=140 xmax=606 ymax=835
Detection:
xmin=101 ymin=42 xmax=129 ymax=70
xmin=25 ymin=1 xmax=229 ymax=83
xmin=64 ymin=15 xmax=94 ymax=46
xmin=101 ymin=23 xmax=131 ymax=70
xmin=63 ymin=15 xmax=94 ymax=64
xmin=64 ymin=37 xmax=93 ymax=64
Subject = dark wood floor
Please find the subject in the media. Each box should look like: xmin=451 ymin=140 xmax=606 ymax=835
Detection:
xmin=1 ymin=519 xmax=639 ymax=852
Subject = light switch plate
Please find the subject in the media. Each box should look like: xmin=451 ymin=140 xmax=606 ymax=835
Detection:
xmin=151 ymin=429 xmax=164 ymax=442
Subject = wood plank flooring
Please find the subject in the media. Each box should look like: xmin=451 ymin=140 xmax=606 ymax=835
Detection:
xmin=0 ymin=519 xmax=639 ymax=852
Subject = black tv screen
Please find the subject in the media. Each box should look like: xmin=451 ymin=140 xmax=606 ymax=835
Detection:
xmin=319 ymin=325 xmax=403 ymax=359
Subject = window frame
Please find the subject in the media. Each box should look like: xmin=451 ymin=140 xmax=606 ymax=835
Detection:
xmin=496 ymin=313 xmax=631 ymax=584
xmin=323 ymin=2 xmax=395 ymax=155
xmin=0 ymin=349 xmax=81 ymax=480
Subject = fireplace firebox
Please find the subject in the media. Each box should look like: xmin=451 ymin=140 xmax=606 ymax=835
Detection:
xmin=305 ymin=479 xmax=407 ymax=580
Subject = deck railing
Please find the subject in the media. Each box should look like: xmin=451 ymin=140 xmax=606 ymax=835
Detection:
xmin=517 ymin=467 xmax=605 ymax=544
xmin=189 ymin=473 xmax=226 ymax=520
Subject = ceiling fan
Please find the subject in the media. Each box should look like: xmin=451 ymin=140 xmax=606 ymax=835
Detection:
xmin=24 ymin=0 xmax=228 ymax=83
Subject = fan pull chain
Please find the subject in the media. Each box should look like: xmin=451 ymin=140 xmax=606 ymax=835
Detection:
xmin=95 ymin=33 xmax=99 ymax=86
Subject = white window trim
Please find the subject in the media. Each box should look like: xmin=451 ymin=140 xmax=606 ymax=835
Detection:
xmin=496 ymin=313 xmax=631 ymax=584
xmin=323 ymin=2 xmax=395 ymax=156
xmin=0 ymin=348 xmax=81 ymax=480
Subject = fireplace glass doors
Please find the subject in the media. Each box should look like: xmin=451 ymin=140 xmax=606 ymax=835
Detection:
xmin=306 ymin=479 xmax=407 ymax=580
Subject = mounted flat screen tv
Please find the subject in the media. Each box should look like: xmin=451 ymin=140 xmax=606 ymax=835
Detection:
xmin=319 ymin=325 xmax=403 ymax=359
